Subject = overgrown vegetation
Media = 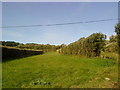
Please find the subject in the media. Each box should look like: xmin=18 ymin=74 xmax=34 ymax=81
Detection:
xmin=115 ymin=22 xmax=120 ymax=62
xmin=0 ymin=41 xmax=22 ymax=47
xmin=0 ymin=41 xmax=61 ymax=52
xmin=62 ymin=33 xmax=106 ymax=57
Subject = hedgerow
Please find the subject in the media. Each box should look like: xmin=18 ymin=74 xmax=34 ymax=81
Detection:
xmin=2 ymin=46 xmax=43 ymax=60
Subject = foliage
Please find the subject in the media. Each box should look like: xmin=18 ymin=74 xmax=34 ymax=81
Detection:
xmin=115 ymin=22 xmax=120 ymax=61
xmin=60 ymin=33 xmax=106 ymax=57
xmin=115 ymin=23 xmax=120 ymax=50
xmin=17 ymin=44 xmax=61 ymax=52
xmin=115 ymin=22 xmax=120 ymax=34
xmin=1 ymin=32 xmax=118 ymax=59
xmin=104 ymin=42 xmax=118 ymax=53
xmin=101 ymin=52 xmax=118 ymax=60
xmin=109 ymin=35 xmax=117 ymax=43
xmin=1 ymin=41 xmax=62 ymax=52
xmin=0 ymin=41 xmax=22 ymax=47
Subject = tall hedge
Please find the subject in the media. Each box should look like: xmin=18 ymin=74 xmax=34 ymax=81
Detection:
xmin=2 ymin=46 xmax=43 ymax=61
xmin=60 ymin=33 xmax=106 ymax=57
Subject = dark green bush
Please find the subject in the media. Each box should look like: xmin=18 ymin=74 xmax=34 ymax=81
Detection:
xmin=60 ymin=33 xmax=106 ymax=57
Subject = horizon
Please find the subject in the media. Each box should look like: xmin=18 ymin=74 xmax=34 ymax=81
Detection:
xmin=1 ymin=32 xmax=116 ymax=46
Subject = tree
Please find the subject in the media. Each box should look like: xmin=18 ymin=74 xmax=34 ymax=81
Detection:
xmin=109 ymin=35 xmax=117 ymax=43
xmin=85 ymin=33 xmax=106 ymax=57
xmin=1 ymin=41 xmax=20 ymax=47
xmin=60 ymin=33 xmax=106 ymax=57
xmin=115 ymin=22 xmax=120 ymax=62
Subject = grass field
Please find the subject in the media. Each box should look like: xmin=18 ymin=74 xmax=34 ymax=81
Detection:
xmin=2 ymin=52 xmax=118 ymax=88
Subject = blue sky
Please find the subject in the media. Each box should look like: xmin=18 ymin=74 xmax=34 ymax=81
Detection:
xmin=2 ymin=2 xmax=118 ymax=45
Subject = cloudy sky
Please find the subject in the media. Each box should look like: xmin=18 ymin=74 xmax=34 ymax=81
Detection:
xmin=2 ymin=2 xmax=118 ymax=45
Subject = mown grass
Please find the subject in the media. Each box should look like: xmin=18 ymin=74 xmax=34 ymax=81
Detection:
xmin=2 ymin=52 xmax=118 ymax=88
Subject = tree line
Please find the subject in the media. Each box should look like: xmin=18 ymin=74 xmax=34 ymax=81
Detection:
xmin=0 ymin=41 xmax=62 ymax=52
xmin=59 ymin=33 xmax=107 ymax=57
xmin=59 ymin=23 xmax=119 ymax=58
xmin=0 ymin=33 xmax=118 ymax=58
xmin=1 ymin=23 xmax=119 ymax=58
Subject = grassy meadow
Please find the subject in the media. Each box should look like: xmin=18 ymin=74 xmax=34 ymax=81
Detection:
xmin=2 ymin=52 xmax=118 ymax=88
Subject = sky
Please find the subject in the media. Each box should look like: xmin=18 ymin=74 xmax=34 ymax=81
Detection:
xmin=2 ymin=2 xmax=118 ymax=45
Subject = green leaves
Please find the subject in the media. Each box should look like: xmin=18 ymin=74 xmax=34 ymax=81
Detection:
xmin=61 ymin=33 xmax=106 ymax=57
xmin=115 ymin=22 xmax=120 ymax=34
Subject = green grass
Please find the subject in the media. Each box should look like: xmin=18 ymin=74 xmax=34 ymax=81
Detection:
xmin=2 ymin=52 xmax=118 ymax=88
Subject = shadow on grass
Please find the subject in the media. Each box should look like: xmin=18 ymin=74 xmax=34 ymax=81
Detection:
xmin=2 ymin=46 xmax=44 ymax=63
xmin=2 ymin=53 xmax=44 ymax=63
